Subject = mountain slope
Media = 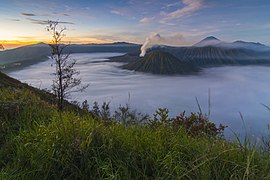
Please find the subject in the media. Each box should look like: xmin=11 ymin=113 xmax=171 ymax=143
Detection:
xmin=0 ymin=70 xmax=26 ymax=88
xmin=0 ymin=71 xmax=81 ymax=111
xmin=110 ymin=39 xmax=270 ymax=72
xmin=231 ymin=41 xmax=270 ymax=51
xmin=0 ymin=42 xmax=140 ymax=72
xmin=154 ymin=46 xmax=270 ymax=66
xmin=193 ymin=36 xmax=270 ymax=51
xmin=122 ymin=51 xmax=198 ymax=74
xmin=0 ymin=42 xmax=141 ymax=66
xmin=0 ymin=43 xmax=50 ymax=65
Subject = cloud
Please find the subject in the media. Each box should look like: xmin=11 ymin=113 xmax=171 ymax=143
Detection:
xmin=139 ymin=17 xmax=155 ymax=23
xmin=51 ymin=12 xmax=71 ymax=17
xmin=64 ymin=5 xmax=72 ymax=11
xmin=10 ymin=19 xmax=21 ymax=21
xmin=160 ymin=0 xmax=203 ymax=23
xmin=21 ymin=13 xmax=37 ymax=16
xmin=166 ymin=2 xmax=181 ymax=8
xmin=169 ymin=0 xmax=203 ymax=17
xmin=21 ymin=12 xmax=55 ymax=17
xmin=26 ymin=18 xmax=74 ymax=25
xmin=110 ymin=10 xmax=124 ymax=16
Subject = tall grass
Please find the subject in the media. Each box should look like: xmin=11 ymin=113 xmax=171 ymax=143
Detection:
xmin=1 ymin=88 xmax=270 ymax=179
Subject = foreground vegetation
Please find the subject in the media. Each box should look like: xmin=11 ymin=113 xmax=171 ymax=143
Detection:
xmin=1 ymin=73 xmax=270 ymax=179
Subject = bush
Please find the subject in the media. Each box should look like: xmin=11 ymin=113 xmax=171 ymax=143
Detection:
xmin=174 ymin=111 xmax=226 ymax=137
xmin=147 ymin=108 xmax=226 ymax=138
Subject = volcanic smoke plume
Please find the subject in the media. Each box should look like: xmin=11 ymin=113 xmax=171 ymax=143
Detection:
xmin=140 ymin=33 xmax=186 ymax=57
xmin=140 ymin=33 xmax=163 ymax=57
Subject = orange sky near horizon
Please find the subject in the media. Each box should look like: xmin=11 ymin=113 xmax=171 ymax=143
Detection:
xmin=0 ymin=41 xmax=38 ymax=49
xmin=0 ymin=37 xmax=115 ymax=50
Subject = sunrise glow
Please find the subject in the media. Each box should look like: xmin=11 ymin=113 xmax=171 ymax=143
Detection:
xmin=1 ymin=0 xmax=270 ymax=49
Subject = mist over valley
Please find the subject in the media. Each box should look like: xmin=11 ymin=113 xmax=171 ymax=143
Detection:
xmin=8 ymin=52 xmax=270 ymax=139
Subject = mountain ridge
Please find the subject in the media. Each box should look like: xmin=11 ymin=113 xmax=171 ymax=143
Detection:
xmin=193 ymin=36 xmax=270 ymax=51
xmin=0 ymin=42 xmax=140 ymax=71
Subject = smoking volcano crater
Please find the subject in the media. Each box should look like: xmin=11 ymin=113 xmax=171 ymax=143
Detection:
xmin=122 ymin=50 xmax=199 ymax=75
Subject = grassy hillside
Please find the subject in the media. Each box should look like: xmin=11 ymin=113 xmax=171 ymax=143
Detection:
xmin=1 ymin=71 xmax=270 ymax=179
xmin=0 ymin=71 xmax=81 ymax=110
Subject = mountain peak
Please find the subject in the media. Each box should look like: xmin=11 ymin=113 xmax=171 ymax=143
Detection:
xmin=193 ymin=37 xmax=269 ymax=50
xmin=203 ymin=36 xmax=221 ymax=41
xmin=193 ymin=36 xmax=222 ymax=47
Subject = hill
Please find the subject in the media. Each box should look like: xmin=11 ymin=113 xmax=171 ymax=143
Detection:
xmin=0 ymin=42 xmax=140 ymax=72
xmin=0 ymin=43 xmax=50 ymax=65
xmin=109 ymin=37 xmax=270 ymax=72
xmin=193 ymin=36 xmax=270 ymax=51
xmin=112 ymin=46 xmax=270 ymax=74
xmin=0 ymin=43 xmax=51 ymax=72
xmin=0 ymin=71 xmax=80 ymax=110
xmin=162 ymin=46 xmax=269 ymax=66
xmin=231 ymin=40 xmax=270 ymax=51
xmin=122 ymin=51 xmax=198 ymax=74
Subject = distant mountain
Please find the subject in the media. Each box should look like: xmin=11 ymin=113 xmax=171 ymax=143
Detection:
xmin=86 ymin=42 xmax=139 ymax=46
xmin=231 ymin=41 xmax=270 ymax=51
xmin=0 ymin=43 xmax=51 ymax=65
xmin=0 ymin=42 xmax=140 ymax=71
xmin=66 ymin=43 xmax=139 ymax=54
xmin=106 ymin=36 xmax=270 ymax=75
xmin=113 ymin=45 xmax=270 ymax=72
xmin=193 ymin=36 xmax=223 ymax=47
xmin=153 ymin=46 xmax=270 ymax=66
xmin=2 ymin=37 xmax=270 ymax=74
xmin=109 ymin=42 xmax=139 ymax=46
xmin=193 ymin=36 xmax=270 ymax=51
xmin=28 ymin=42 xmax=48 ymax=47
xmin=122 ymin=51 xmax=198 ymax=74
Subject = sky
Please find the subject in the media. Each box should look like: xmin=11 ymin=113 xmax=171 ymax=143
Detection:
xmin=1 ymin=0 xmax=270 ymax=49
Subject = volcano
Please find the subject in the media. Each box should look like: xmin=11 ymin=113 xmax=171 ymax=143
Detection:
xmin=193 ymin=36 xmax=222 ymax=47
xmin=122 ymin=51 xmax=198 ymax=74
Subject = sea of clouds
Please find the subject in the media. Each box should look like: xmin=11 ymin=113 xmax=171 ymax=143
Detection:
xmin=9 ymin=53 xmax=270 ymax=139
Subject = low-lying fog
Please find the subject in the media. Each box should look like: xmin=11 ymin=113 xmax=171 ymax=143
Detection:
xmin=8 ymin=53 xmax=270 ymax=139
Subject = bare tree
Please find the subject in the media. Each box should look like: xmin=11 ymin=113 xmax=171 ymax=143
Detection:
xmin=47 ymin=21 xmax=88 ymax=111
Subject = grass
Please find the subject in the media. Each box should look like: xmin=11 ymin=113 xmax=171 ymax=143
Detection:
xmin=1 ymin=76 xmax=270 ymax=179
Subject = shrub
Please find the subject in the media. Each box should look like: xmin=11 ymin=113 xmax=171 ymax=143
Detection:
xmin=174 ymin=111 xmax=226 ymax=137
xmin=147 ymin=108 xmax=226 ymax=138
